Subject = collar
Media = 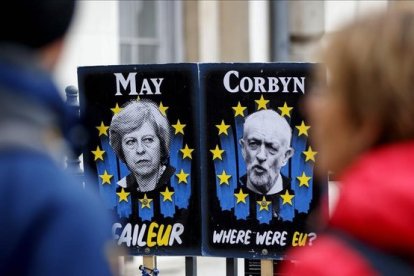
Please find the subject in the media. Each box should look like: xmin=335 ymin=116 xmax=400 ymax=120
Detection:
xmin=117 ymin=165 xmax=176 ymax=191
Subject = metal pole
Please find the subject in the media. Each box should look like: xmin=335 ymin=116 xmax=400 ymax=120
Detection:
xmin=185 ymin=256 xmax=197 ymax=276
xmin=64 ymin=85 xmax=83 ymax=184
xmin=270 ymin=0 xmax=290 ymax=61
xmin=226 ymin=258 xmax=238 ymax=276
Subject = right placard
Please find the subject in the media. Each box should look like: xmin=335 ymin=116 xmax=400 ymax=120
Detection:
xmin=200 ymin=63 xmax=326 ymax=259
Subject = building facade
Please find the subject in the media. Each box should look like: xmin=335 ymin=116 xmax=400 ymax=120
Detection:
xmin=56 ymin=0 xmax=395 ymax=91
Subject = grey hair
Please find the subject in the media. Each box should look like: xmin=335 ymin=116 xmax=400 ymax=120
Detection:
xmin=109 ymin=99 xmax=172 ymax=164
xmin=243 ymin=109 xmax=292 ymax=145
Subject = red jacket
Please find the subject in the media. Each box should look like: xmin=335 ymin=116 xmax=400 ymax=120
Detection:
xmin=280 ymin=142 xmax=414 ymax=275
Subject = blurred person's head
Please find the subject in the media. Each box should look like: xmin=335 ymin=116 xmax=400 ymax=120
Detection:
xmin=109 ymin=100 xmax=171 ymax=184
xmin=307 ymin=9 xmax=414 ymax=177
xmin=240 ymin=109 xmax=294 ymax=194
xmin=0 ymin=0 xmax=76 ymax=70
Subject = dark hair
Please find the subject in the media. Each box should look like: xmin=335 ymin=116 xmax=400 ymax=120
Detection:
xmin=0 ymin=0 xmax=76 ymax=48
xmin=109 ymin=99 xmax=172 ymax=165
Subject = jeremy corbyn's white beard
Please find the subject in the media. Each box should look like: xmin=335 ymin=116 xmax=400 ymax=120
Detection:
xmin=248 ymin=170 xmax=272 ymax=194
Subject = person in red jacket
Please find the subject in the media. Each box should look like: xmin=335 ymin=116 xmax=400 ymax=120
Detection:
xmin=280 ymin=8 xmax=414 ymax=276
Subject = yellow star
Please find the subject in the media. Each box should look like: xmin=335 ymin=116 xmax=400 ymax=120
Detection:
xmin=295 ymin=121 xmax=310 ymax=137
xmin=232 ymin=102 xmax=247 ymax=117
xmin=159 ymin=102 xmax=169 ymax=116
xmin=303 ymin=146 xmax=318 ymax=162
xmin=234 ymin=189 xmax=248 ymax=204
xmin=217 ymin=170 xmax=231 ymax=185
xmin=210 ymin=145 xmax=224 ymax=160
xmin=180 ymin=144 xmax=194 ymax=159
xmin=278 ymin=102 xmax=293 ymax=117
xmin=176 ymin=169 xmax=189 ymax=184
xmin=160 ymin=187 xmax=175 ymax=202
xmin=99 ymin=170 xmax=113 ymax=185
xmin=280 ymin=190 xmax=294 ymax=205
xmin=111 ymin=103 xmax=123 ymax=115
xmin=91 ymin=146 xmax=105 ymax=161
xmin=297 ymin=172 xmax=312 ymax=187
xmin=255 ymin=95 xmax=269 ymax=110
xmin=139 ymin=194 xmax=153 ymax=209
xmin=216 ymin=120 xmax=230 ymax=135
xmin=257 ymin=196 xmax=271 ymax=211
xmin=136 ymin=96 xmax=141 ymax=101
xmin=96 ymin=121 xmax=109 ymax=137
xmin=117 ymin=188 xmax=130 ymax=203
xmin=172 ymin=119 xmax=186 ymax=135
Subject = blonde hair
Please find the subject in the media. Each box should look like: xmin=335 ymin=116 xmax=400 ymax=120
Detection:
xmin=318 ymin=9 xmax=414 ymax=144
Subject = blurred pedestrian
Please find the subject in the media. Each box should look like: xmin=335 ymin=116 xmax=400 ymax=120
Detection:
xmin=280 ymin=8 xmax=414 ymax=276
xmin=0 ymin=1 xmax=117 ymax=275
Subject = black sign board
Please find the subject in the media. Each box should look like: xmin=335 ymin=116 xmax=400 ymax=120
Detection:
xmin=200 ymin=63 xmax=324 ymax=259
xmin=77 ymin=63 xmax=326 ymax=258
xmin=77 ymin=64 xmax=201 ymax=256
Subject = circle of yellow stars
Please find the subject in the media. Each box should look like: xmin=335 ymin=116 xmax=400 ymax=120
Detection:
xmin=99 ymin=97 xmax=316 ymax=215
xmin=213 ymin=99 xmax=316 ymax=215
xmin=94 ymin=100 xmax=193 ymax=213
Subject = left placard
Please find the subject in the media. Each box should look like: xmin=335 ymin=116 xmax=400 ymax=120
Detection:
xmin=77 ymin=64 xmax=201 ymax=256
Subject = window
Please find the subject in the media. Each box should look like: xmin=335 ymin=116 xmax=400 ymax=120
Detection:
xmin=119 ymin=0 xmax=183 ymax=64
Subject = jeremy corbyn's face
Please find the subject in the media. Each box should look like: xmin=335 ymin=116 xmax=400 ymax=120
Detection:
xmin=241 ymin=114 xmax=293 ymax=193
